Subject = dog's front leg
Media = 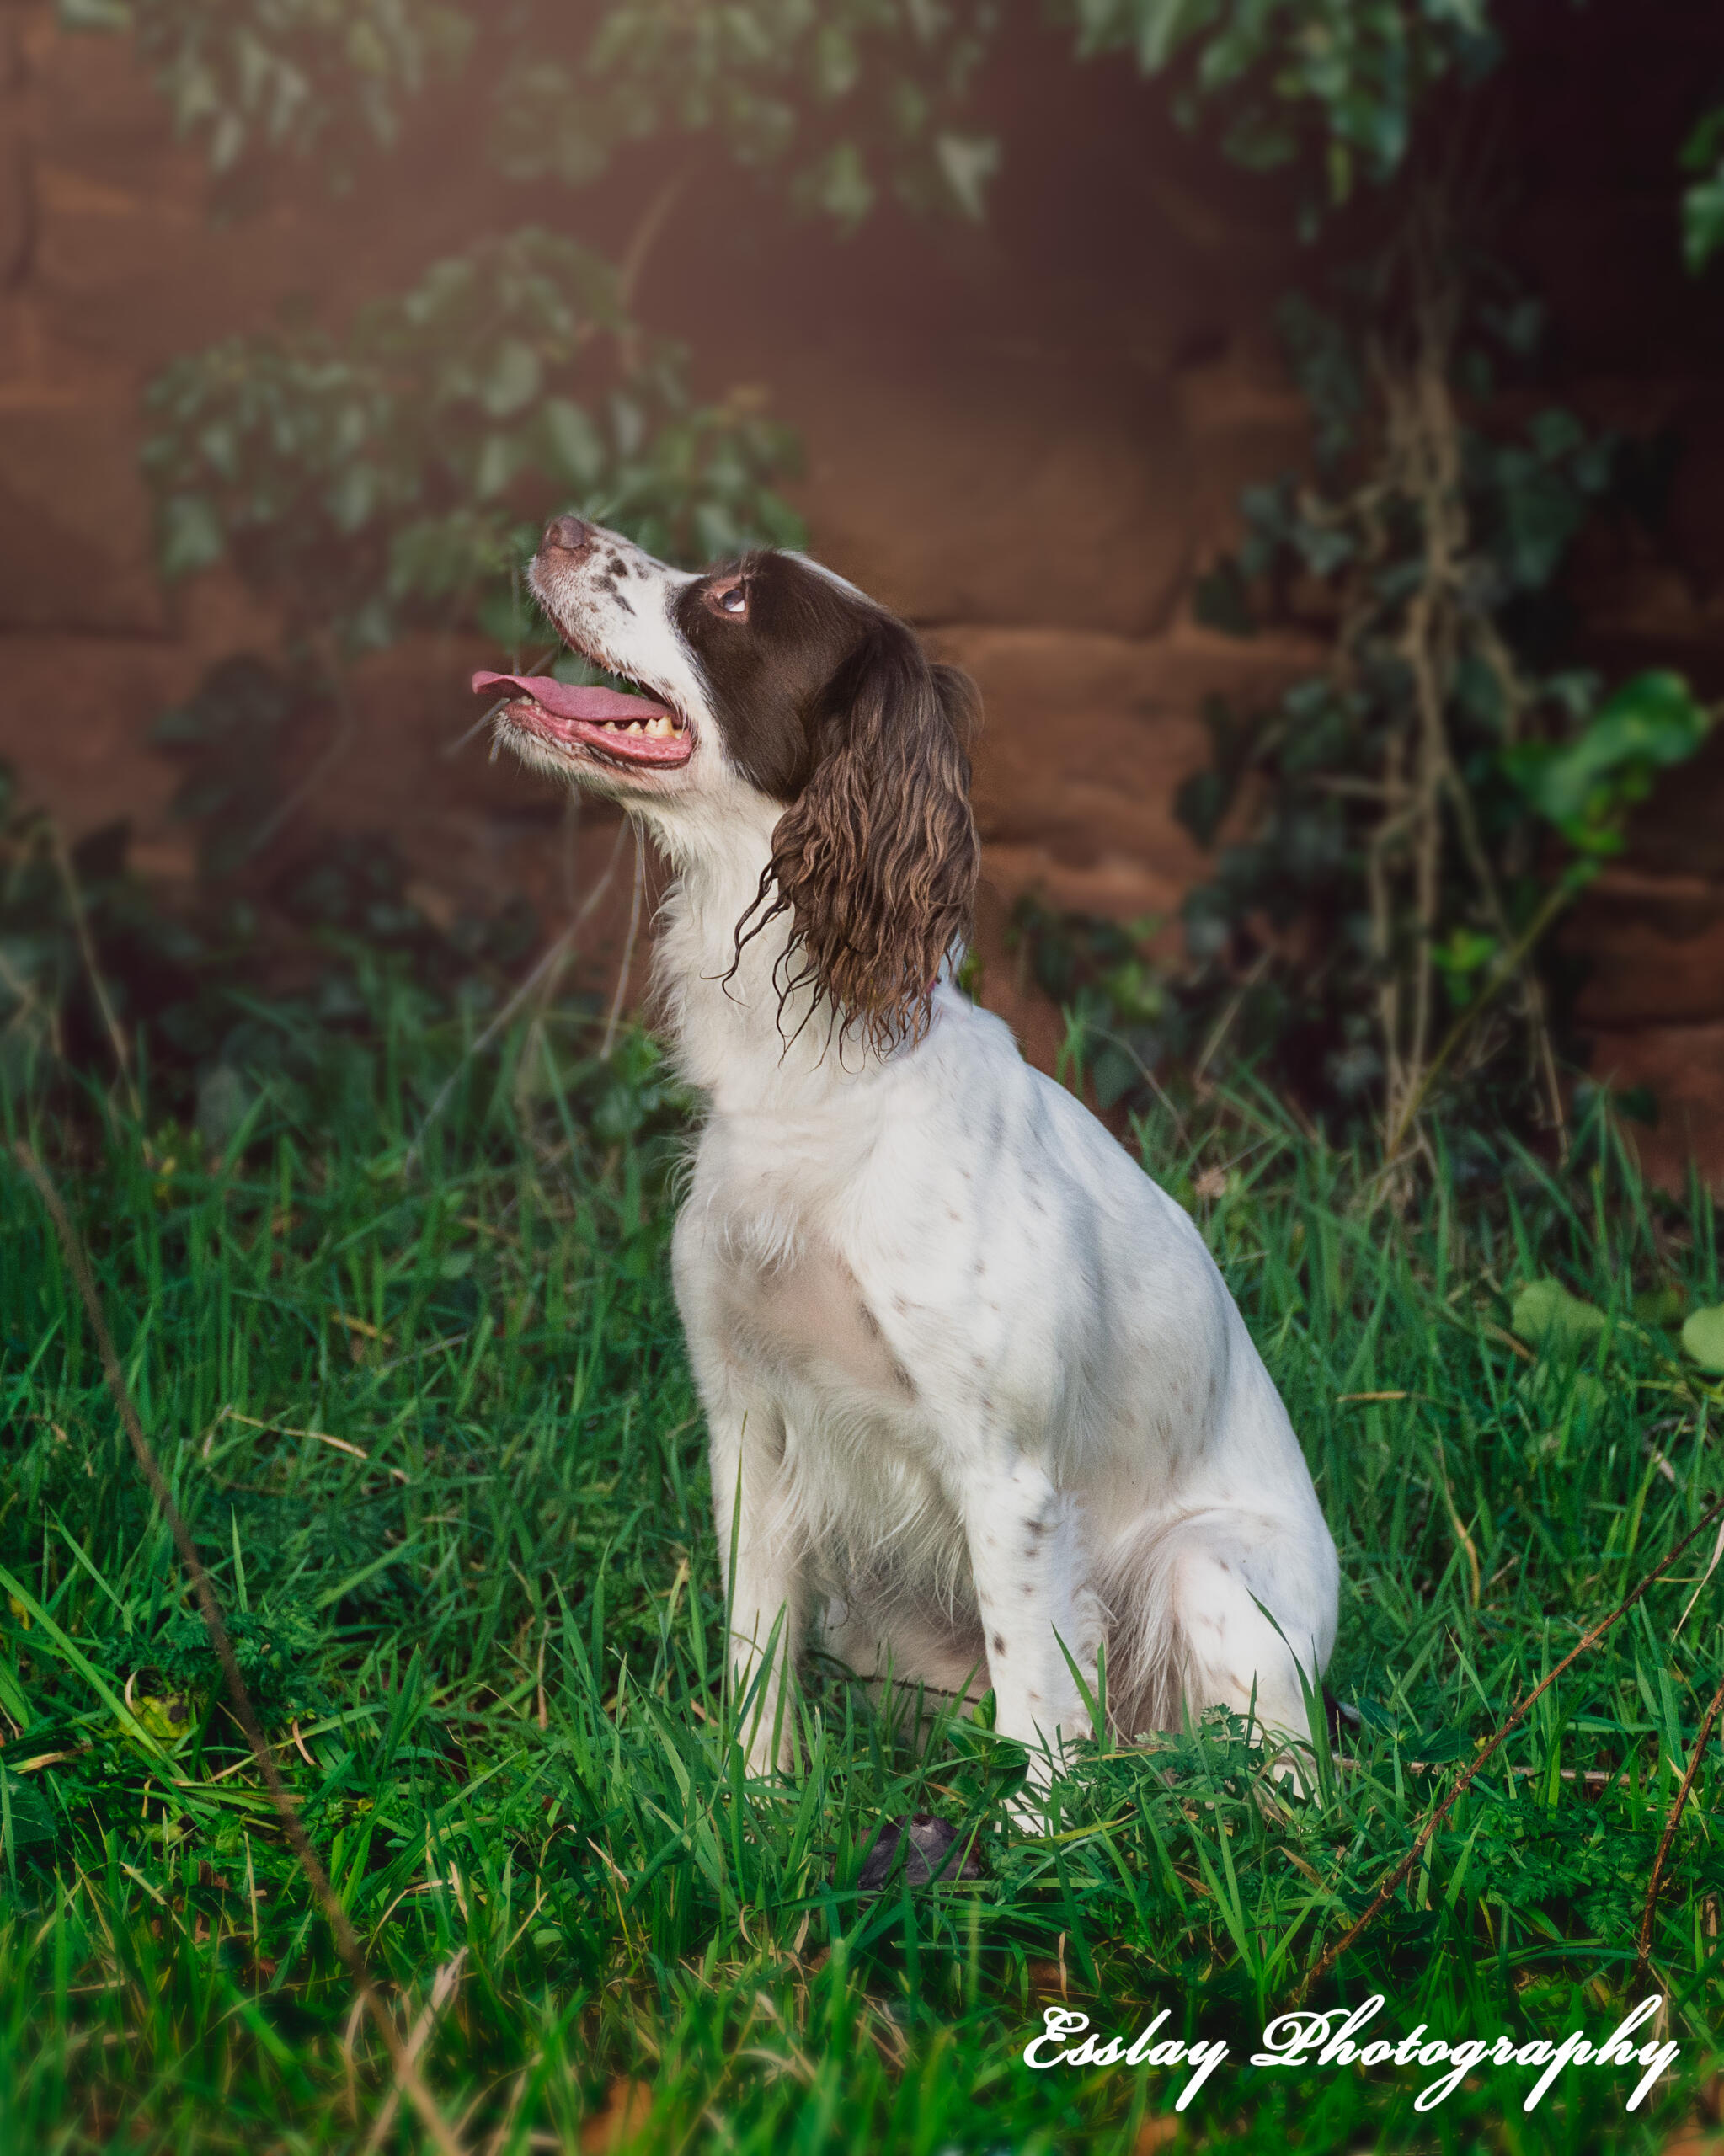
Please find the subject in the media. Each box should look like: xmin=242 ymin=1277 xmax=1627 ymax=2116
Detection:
xmin=674 ymin=1214 xmax=805 ymax=1775
xmin=958 ymin=1454 xmax=1100 ymax=1794
xmin=707 ymin=1401 xmax=805 ymax=1776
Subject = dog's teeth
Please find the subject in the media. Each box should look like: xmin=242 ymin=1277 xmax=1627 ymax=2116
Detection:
xmin=627 ymin=721 xmax=644 ymax=735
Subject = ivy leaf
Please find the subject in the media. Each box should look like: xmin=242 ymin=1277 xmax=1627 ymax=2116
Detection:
xmin=809 ymin=140 xmax=875 ymax=226
xmin=324 ymin=462 xmax=381 ymax=534
xmin=1634 ymin=1285 xmax=1687 ymax=1330
xmin=0 ymin=1766 xmax=56 ymax=1846
xmin=472 ymin=430 xmax=525 ymax=500
xmin=480 ymin=339 xmax=542 ymax=419
xmin=542 ymin=398 xmax=605 ymax=489
xmin=935 ymin=132 xmax=1001 ymax=221
xmin=1682 ymin=1305 xmax=1724 ymax=1375
xmin=1511 ymin=1279 xmax=1609 ymax=1357
xmin=1431 ymin=926 xmax=1498 ymax=1007
xmin=1502 ymin=671 xmax=1711 ymax=853
xmin=1682 ymin=105 xmax=1724 ymax=273
xmin=1684 ymin=173 xmax=1724 ymax=276
xmin=157 ymin=495 xmax=227 ymax=579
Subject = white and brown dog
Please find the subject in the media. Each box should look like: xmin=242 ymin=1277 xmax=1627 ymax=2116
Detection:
xmin=478 ymin=515 xmax=1339 ymax=1794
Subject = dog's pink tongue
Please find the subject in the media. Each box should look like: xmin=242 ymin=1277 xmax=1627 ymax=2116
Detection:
xmin=472 ymin=670 xmax=670 ymax=722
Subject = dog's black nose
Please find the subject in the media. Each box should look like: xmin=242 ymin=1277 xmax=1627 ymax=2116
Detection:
xmin=542 ymin=514 xmax=591 ymax=554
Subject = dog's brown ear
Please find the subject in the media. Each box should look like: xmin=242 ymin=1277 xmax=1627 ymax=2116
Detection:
xmin=746 ymin=620 xmax=979 ymax=1051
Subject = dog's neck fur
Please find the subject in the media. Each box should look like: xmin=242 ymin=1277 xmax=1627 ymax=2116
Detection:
xmin=638 ymin=787 xmax=883 ymax=1118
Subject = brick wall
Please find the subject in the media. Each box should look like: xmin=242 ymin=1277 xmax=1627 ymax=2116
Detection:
xmin=1 ymin=0 xmax=1721 ymax=1187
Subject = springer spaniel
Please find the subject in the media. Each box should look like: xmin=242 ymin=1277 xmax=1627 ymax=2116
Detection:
xmin=477 ymin=515 xmax=1340 ymax=1795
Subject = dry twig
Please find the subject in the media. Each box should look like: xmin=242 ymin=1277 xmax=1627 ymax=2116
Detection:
xmin=1633 ymin=1668 xmax=1724 ymax=1988
xmin=1294 ymin=1487 xmax=1724 ymax=2005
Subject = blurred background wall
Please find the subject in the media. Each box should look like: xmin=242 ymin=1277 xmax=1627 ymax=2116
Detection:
xmin=3 ymin=0 xmax=1722 ymax=1183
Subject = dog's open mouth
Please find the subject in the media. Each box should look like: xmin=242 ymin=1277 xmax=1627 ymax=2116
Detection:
xmin=472 ymin=670 xmax=694 ymax=770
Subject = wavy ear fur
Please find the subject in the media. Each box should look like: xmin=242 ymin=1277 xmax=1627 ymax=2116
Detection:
xmin=744 ymin=620 xmax=979 ymax=1052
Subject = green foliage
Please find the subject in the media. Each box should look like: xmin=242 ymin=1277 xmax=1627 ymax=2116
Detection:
xmin=494 ymin=0 xmax=1004 ymax=226
xmin=71 ymin=0 xmax=1001 ymax=223
xmin=3 ymin=1030 xmax=1723 ymax=2146
xmin=143 ymin=228 xmax=803 ymax=650
xmin=1007 ymin=898 xmax=1189 ymax=1112
xmin=1066 ymin=0 xmax=1499 ymax=212
xmin=1509 ymin=1277 xmax=1608 ymax=1357
xmin=0 ymin=726 xmax=542 ymax=1129
xmin=152 ymin=1602 xmax=323 ymax=1726
xmin=1023 ymin=272 xmax=1709 ymax=1147
xmin=1502 ymin=670 xmax=1712 ymax=859
xmin=75 ymin=0 xmax=1532 ymax=243
xmin=1683 ymin=1303 xmax=1724 ymax=1374
xmin=149 ymin=654 xmax=320 ymax=879
xmin=1681 ymin=101 xmax=1724 ymax=274
xmin=0 ymin=762 xmax=210 ymax=1104
xmin=60 ymin=0 xmax=475 ymax=177
xmin=1159 ymin=279 xmax=1711 ymax=1139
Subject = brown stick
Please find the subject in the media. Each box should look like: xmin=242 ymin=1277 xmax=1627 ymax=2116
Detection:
xmin=239 ymin=628 xmax=356 ymax=864
xmin=1382 ymin=873 xmax=1578 ymax=1166
xmin=1294 ymin=1487 xmax=1724 ymax=2006
xmin=50 ymin=827 xmax=141 ymax=1124
xmin=599 ymin=823 xmax=646 ymax=1062
xmin=1633 ymin=1667 xmax=1724 ymax=1988
xmin=13 ymin=1144 xmax=465 ymax=2156
xmin=403 ymin=813 xmax=629 ymax=1177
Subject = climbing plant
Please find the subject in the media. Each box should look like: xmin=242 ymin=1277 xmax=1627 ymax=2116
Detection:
xmin=1020 ymin=10 xmax=1721 ymax=1163
xmin=1166 ymin=259 xmax=1710 ymax=1161
xmin=142 ymin=227 xmax=802 ymax=655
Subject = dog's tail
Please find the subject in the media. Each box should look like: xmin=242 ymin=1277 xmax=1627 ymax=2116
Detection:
xmin=1094 ymin=1507 xmax=1332 ymax=1746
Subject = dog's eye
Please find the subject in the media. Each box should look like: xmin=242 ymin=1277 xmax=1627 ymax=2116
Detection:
xmin=713 ymin=582 xmax=748 ymax=618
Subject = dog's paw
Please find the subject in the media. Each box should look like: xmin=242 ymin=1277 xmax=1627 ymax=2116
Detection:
xmin=855 ymin=1814 xmax=982 ymax=1892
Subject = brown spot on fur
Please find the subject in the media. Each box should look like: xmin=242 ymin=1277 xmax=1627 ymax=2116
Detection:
xmin=722 ymin=595 xmax=979 ymax=1051
xmin=992 ymin=1632 xmax=1006 ymax=1654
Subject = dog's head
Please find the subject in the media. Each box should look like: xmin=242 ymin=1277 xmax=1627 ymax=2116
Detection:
xmin=483 ymin=515 xmax=980 ymax=1050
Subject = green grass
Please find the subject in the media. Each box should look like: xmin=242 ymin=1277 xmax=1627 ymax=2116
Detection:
xmin=3 ymin=990 xmax=1723 ymax=2154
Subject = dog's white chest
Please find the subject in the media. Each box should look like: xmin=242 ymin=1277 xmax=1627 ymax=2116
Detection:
xmin=708 ymin=1235 xmax=920 ymax=1411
